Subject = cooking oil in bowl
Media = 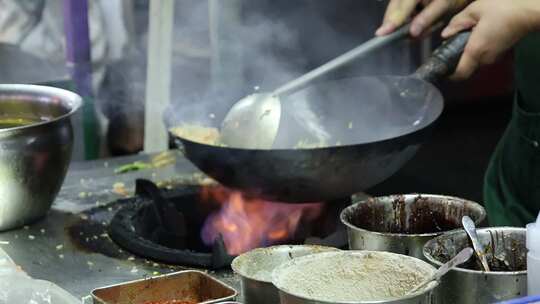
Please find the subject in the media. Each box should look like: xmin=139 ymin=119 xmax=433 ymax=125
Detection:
xmin=0 ymin=117 xmax=49 ymax=129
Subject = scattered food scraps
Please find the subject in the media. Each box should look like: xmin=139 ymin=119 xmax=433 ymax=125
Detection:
xmin=112 ymin=182 xmax=129 ymax=197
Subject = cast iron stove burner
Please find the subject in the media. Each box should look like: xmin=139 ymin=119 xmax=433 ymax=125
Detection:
xmin=108 ymin=179 xmax=351 ymax=269
xmin=108 ymin=179 xmax=234 ymax=269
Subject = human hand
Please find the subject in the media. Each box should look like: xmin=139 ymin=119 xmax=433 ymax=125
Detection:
xmin=442 ymin=0 xmax=540 ymax=80
xmin=376 ymin=0 xmax=470 ymax=37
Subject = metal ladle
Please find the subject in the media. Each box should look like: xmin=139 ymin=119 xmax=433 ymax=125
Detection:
xmin=220 ymin=25 xmax=411 ymax=149
xmin=408 ymin=247 xmax=473 ymax=295
xmin=462 ymin=215 xmax=491 ymax=272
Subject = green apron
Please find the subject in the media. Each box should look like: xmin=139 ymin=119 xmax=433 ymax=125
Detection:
xmin=484 ymin=33 xmax=540 ymax=227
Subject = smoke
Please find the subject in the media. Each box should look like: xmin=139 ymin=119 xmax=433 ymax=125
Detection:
xmin=152 ymin=1 xmax=421 ymax=145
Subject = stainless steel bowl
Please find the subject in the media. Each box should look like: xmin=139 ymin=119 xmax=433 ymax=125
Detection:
xmin=423 ymin=227 xmax=527 ymax=304
xmin=272 ymin=251 xmax=439 ymax=304
xmin=340 ymin=194 xmax=486 ymax=259
xmin=0 ymin=84 xmax=81 ymax=230
xmin=231 ymin=245 xmax=339 ymax=304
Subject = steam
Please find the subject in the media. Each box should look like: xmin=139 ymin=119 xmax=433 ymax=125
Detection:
xmin=158 ymin=1 xmax=420 ymax=144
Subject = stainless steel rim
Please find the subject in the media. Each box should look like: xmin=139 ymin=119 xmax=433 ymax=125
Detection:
xmin=231 ymin=245 xmax=339 ymax=283
xmin=0 ymin=84 xmax=82 ymax=133
xmin=340 ymin=194 xmax=487 ymax=238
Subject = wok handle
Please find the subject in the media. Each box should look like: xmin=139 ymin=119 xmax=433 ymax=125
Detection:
xmin=415 ymin=31 xmax=471 ymax=83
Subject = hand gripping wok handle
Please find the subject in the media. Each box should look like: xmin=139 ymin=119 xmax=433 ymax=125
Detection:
xmin=415 ymin=31 xmax=472 ymax=83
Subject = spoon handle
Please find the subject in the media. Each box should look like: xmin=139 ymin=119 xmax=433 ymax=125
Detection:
xmin=462 ymin=216 xmax=491 ymax=272
xmin=409 ymin=247 xmax=473 ymax=294
xmin=273 ymin=24 xmax=411 ymax=97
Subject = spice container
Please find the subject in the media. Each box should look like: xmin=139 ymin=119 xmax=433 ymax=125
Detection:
xmin=424 ymin=227 xmax=527 ymax=303
xmin=341 ymin=194 xmax=486 ymax=259
xmin=91 ymin=270 xmax=237 ymax=304
xmin=272 ymin=251 xmax=439 ymax=304
xmin=231 ymin=245 xmax=339 ymax=304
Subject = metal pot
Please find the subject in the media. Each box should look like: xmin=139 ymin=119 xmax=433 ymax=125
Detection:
xmin=340 ymin=194 xmax=486 ymax=259
xmin=272 ymin=251 xmax=439 ymax=304
xmin=423 ymin=227 xmax=527 ymax=304
xmin=0 ymin=84 xmax=81 ymax=230
xmin=231 ymin=245 xmax=339 ymax=304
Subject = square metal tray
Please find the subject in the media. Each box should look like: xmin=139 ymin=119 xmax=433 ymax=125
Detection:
xmin=91 ymin=270 xmax=238 ymax=304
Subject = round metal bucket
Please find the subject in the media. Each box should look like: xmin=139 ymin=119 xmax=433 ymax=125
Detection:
xmin=272 ymin=251 xmax=439 ymax=304
xmin=231 ymin=245 xmax=339 ymax=304
xmin=423 ymin=227 xmax=527 ymax=303
xmin=0 ymin=85 xmax=81 ymax=230
xmin=340 ymin=194 xmax=486 ymax=259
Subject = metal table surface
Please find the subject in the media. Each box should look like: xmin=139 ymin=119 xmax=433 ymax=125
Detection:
xmin=0 ymin=151 xmax=240 ymax=300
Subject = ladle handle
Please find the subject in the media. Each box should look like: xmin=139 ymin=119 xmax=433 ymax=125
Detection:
xmin=273 ymin=24 xmax=411 ymax=97
xmin=415 ymin=31 xmax=471 ymax=83
xmin=409 ymin=247 xmax=473 ymax=294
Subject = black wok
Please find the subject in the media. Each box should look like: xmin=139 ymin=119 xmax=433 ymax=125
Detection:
xmin=168 ymin=32 xmax=470 ymax=203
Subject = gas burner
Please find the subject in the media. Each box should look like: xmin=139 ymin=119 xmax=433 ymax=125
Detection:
xmin=108 ymin=180 xmax=233 ymax=269
xmin=106 ymin=179 xmax=350 ymax=269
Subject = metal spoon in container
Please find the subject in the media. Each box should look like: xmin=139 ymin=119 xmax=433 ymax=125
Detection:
xmin=408 ymin=247 xmax=474 ymax=295
xmin=220 ymin=25 xmax=411 ymax=149
xmin=462 ymin=215 xmax=491 ymax=271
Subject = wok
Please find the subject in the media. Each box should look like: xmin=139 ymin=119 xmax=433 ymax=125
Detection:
xmin=168 ymin=32 xmax=470 ymax=203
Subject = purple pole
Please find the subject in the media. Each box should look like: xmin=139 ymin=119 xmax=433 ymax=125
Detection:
xmin=63 ymin=0 xmax=98 ymax=159
xmin=63 ymin=0 xmax=92 ymax=96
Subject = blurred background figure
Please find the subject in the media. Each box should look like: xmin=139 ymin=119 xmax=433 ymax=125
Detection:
xmin=0 ymin=0 xmax=144 ymax=156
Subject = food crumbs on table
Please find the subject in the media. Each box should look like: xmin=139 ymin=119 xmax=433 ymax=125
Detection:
xmin=112 ymin=182 xmax=129 ymax=196
xmin=87 ymin=261 xmax=94 ymax=267
xmin=127 ymin=256 xmax=135 ymax=261
xmin=40 ymin=229 xmax=46 ymax=234
xmin=130 ymin=267 xmax=138 ymax=273
xmin=28 ymin=235 xmax=35 ymax=240
xmin=56 ymin=244 xmax=63 ymax=250
xmin=58 ymin=254 xmax=64 ymax=259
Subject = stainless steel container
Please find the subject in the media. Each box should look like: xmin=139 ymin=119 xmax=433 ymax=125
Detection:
xmin=272 ymin=251 xmax=439 ymax=304
xmin=423 ymin=227 xmax=527 ymax=304
xmin=0 ymin=84 xmax=81 ymax=231
xmin=231 ymin=245 xmax=339 ymax=304
xmin=340 ymin=194 xmax=486 ymax=259
xmin=91 ymin=270 xmax=238 ymax=303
